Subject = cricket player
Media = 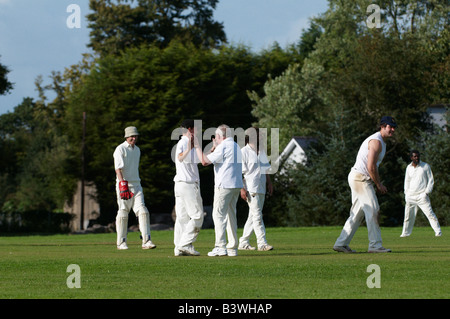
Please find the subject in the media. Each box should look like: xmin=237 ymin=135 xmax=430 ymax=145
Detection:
xmin=173 ymin=119 xmax=204 ymax=256
xmin=113 ymin=126 xmax=156 ymax=250
xmin=333 ymin=116 xmax=397 ymax=253
xmin=195 ymin=124 xmax=243 ymax=257
xmin=238 ymin=127 xmax=273 ymax=251
xmin=400 ymin=150 xmax=442 ymax=237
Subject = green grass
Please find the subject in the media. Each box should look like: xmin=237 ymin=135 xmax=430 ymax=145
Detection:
xmin=0 ymin=227 xmax=448 ymax=299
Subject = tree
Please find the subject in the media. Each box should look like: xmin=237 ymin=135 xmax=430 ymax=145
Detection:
xmin=415 ymin=110 xmax=450 ymax=226
xmin=0 ymin=56 xmax=13 ymax=95
xmin=296 ymin=20 xmax=323 ymax=60
xmin=249 ymin=62 xmax=328 ymax=150
xmin=87 ymin=0 xmax=226 ymax=56
xmin=0 ymin=95 xmax=78 ymax=213
xmin=58 ymin=41 xmax=297 ymax=222
xmin=252 ymin=0 xmax=449 ymax=226
xmin=280 ymin=118 xmax=363 ymax=226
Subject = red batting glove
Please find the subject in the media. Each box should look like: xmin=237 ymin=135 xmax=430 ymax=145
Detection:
xmin=119 ymin=181 xmax=134 ymax=200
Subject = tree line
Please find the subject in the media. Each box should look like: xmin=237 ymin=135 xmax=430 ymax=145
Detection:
xmin=0 ymin=0 xmax=448 ymax=231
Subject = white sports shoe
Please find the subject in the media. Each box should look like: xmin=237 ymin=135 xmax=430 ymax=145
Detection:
xmin=258 ymin=244 xmax=273 ymax=251
xmin=227 ymin=248 xmax=238 ymax=257
xmin=117 ymin=242 xmax=129 ymax=250
xmin=179 ymin=244 xmax=200 ymax=256
xmin=207 ymin=247 xmax=227 ymax=257
xmin=238 ymin=243 xmax=256 ymax=250
xmin=142 ymin=240 xmax=156 ymax=250
xmin=174 ymin=248 xmax=185 ymax=256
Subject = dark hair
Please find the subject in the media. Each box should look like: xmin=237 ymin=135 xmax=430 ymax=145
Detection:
xmin=245 ymin=127 xmax=260 ymax=151
xmin=410 ymin=150 xmax=420 ymax=157
xmin=181 ymin=119 xmax=195 ymax=129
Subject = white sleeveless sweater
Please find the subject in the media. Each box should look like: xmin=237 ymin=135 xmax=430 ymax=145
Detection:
xmin=352 ymin=132 xmax=386 ymax=178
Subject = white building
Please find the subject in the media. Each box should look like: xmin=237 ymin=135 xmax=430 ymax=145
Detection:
xmin=427 ymin=105 xmax=447 ymax=130
xmin=275 ymin=136 xmax=316 ymax=174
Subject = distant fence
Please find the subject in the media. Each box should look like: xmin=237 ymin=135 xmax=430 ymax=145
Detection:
xmin=0 ymin=210 xmax=74 ymax=234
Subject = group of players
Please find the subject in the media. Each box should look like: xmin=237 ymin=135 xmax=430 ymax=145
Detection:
xmin=113 ymin=116 xmax=442 ymax=255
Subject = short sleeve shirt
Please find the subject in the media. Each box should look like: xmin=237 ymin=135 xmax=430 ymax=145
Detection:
xmin=173 ymin=135 xmax=200 ymax=183
xmin=207 ymin=137 xmax=243 ymax=189
xmin=113 ymin=141 xmax=141 ymax=185
xmin=241 ymin=145 xmax=270 ymax=194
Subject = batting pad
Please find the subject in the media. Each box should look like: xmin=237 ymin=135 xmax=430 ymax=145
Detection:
xmin=138 ymin=207 xmax=151 ymax=243
xmin=116 ymin=210 xmax=129 ymax=246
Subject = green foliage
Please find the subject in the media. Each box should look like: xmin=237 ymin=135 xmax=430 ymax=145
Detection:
xmin=249 ymin=63 xmax=327 ymax=150
xmin=296 ymin=20 xmax=323 ymax=60
xmin=416 ymin=111 xmax=450 ymax=226
xmin=0 ymin=96 xmax=78 ymax=213
xmin=1 ymin=35 xmax=298 ymax=224
xmin=265 ymin=116 xmax=365 ymax=227
xmin=60 ymin=41 xmax=297 ymax=221
xmin=87 ymin=0 xmax=226 ymax=56
xmin=1 ymin=0 xmax=448 ymax=229
xmin=252 ymin=1 xmax=449 ymax=226
xmin=0 ymin=210 xmax=73 ymax=233
xmin=0 ymin=56 xmax=13 ymax=95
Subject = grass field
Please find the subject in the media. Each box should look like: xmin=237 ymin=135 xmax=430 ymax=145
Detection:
xmin=0 ymin=226 xmax=448 ymax=300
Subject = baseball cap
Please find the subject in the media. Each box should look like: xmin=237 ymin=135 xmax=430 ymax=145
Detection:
xmin=380 ymin=116 xmax=397 ymax=128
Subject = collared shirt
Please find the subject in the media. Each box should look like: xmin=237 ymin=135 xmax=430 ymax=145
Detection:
xmin=207 ymin=137 xmax=243 ymax=189
xmin=113 ymin=140 xmax=141 ymax=184
xmin=404 ymin=161 xmax=434 ymax=196
xmin=241 ymin=144 xmax=270 ymax=194
xmin=173 ymin=135 xmax=200 ymax=183
xmin=352 ymin=131 xmax=386 ymax=178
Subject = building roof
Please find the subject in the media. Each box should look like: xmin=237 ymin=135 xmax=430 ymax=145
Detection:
xmin=274 ymin=136 xmax=317 ymax=172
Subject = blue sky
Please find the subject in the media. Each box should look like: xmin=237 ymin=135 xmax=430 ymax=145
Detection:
xmin=0 ymin=0 xmax=328 ymax=115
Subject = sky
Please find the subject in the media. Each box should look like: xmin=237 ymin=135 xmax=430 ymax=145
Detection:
xmin=0 ymin=0 xmax=329 ymax=115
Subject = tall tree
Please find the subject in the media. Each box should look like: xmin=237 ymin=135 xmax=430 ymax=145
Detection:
xmin=296 ymin=20 xmax=323 ymax=60
xmin=0 ymin=56 xmax=13 ymax=95
xmin=0 ymin=94 xmax=78 ymax=213
xmin=87 ymin=0 xmax=226 ymax=56
xmin=252 ymin=0 xmax=449 ymax=226
xmin=59 ymin=41 xmax=297 ymax=221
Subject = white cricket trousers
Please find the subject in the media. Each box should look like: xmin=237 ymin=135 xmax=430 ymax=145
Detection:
xmin=335 ymin=170 xmax=383 ymax=250
xmin=115 ymin=183 xmax=151 ymax=245
xmin=174 ymin=181 xmax=204 ymax=248
xmin=239 ymin=193 xmax=268 ymax=247
xmin=401 ymin=193 xmax=441 ymax=236
xmin=213 ymin=187 xmax=240 ymax=249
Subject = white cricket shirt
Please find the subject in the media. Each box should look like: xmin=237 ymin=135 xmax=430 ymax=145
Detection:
xmin=241 ymin=144 xmax=271 ymax=194
xmin=113 ymin=140 xmax=141 ymax=185
xmin=207 ymin=137 xmax=243 ymax=189
xmin=173 ymin=135 xmax=200 ymax=183
xmin=404 ymin=161 xmax=434 ymax=196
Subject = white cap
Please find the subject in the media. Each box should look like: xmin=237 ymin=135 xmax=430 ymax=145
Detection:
xmin=124 ymin=126 xmax=139 ymax=138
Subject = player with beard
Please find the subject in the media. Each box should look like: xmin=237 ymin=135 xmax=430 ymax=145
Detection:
xmin=400 ymin=150 xmax=442 ymax=237
xmin=333 ymin=116 xmax=397 ymax=253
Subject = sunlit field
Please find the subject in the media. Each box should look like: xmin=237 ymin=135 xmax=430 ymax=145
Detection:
xmin=1 ymin=227 xmax=448 ymax=300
